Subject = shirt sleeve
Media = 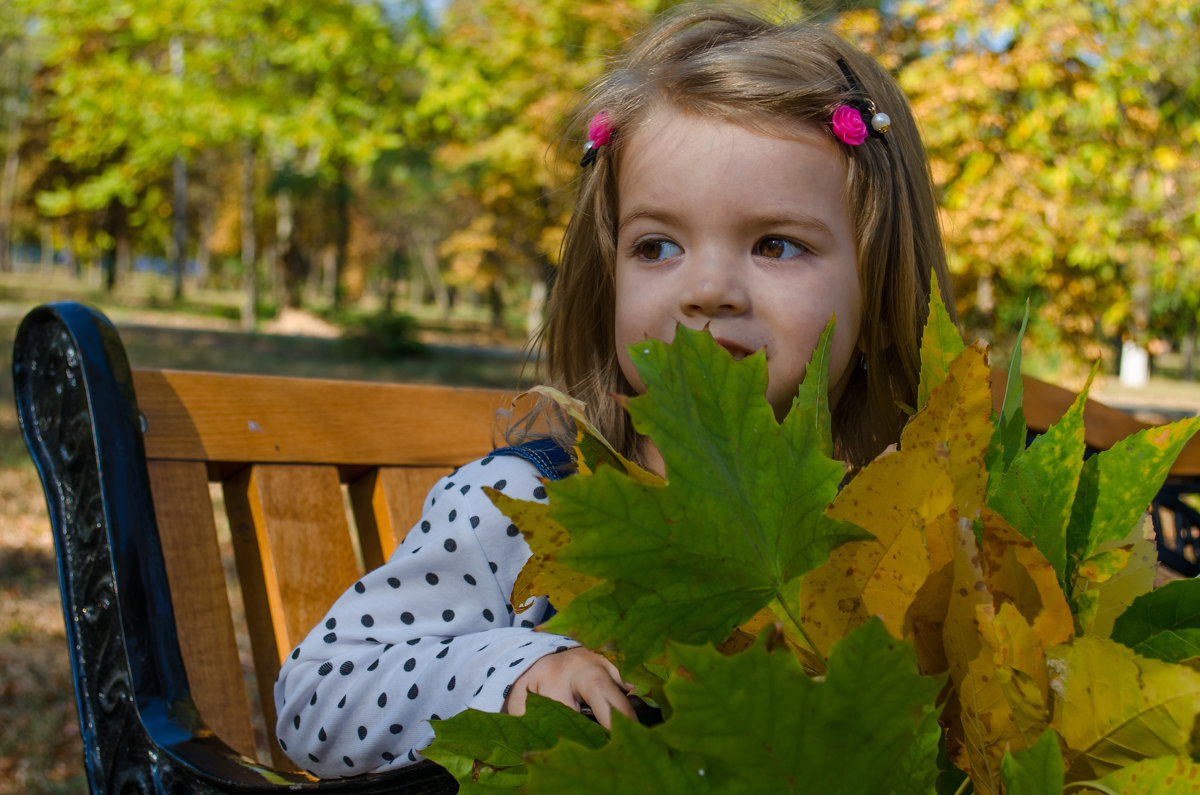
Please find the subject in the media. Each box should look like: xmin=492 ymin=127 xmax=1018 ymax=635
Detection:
xmin=273 ymin=453 xmax=579 ymax=778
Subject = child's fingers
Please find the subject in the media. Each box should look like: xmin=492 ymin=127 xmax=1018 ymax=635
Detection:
xmin=597 ymin=656 xmax=635 ymax=693
xmin=505 ymin=647 xmax=638 ymax=728
xmin=504 ymin=682 xmax=530 ymax=716
xmin=582 ymin=682 xmax=638 ymax=730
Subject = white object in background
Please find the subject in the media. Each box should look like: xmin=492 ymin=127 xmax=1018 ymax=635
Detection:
xmin=1119 ymin=340 xmax=1150 ymax=388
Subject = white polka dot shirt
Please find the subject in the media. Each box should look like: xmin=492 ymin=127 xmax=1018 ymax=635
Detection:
xmin=273 ymin=453 xmax=579 ymax=778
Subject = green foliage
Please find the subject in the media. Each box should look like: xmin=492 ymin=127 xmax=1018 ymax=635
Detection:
xmin=1112 ymin=579 xmax=1200 ymax=664
xmin=424 ymin=694 xmax=607 ymax=792
xmin=533 ymin=621 xmax=941 ymax=795
xmin=543 ymin=323 xmax=862 ymax=669
xmin=1000 ymin=729 xmax=1064 ymax=795
xmin=428 ymin=286 xmax=1200 ymax=793
xmin=841 ymin=0 xmax=1200 ymax=356
xmin=341 ymin=310 xmax=426 ymax=358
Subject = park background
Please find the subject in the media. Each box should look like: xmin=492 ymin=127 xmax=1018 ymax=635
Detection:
xmin=1 ymin=0 xmax=1198 ymax=791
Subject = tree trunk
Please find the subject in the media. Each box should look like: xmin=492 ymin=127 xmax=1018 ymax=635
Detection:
xmin=116 ymin=231 xmax=131 ymax=281
xmin=63 ymin=221 xmax=80 ymax=279
xmin=382 ymin=248 xmax=404 ymax=314
xmin=411 ymin=226 xmax=449 ymax=318
xmin=240 ymin=141 xmax=258 ymax=332
xmin=331 ymin=168 xmax=350 ymax=309
xmin=488 ymin=281 xmax=505 ymax=330
xmin=0 ymin=113 xmax=19 ymax=273
xmin=1120 ymin=256 xmax=1152 ymax=388
xmin=195 ymin=203 xmax=213 ymax=285
xmin=1184 ymin=319 xmax=1196 ymax=382
xmin=39 ymin=221 xmax=53 ymax=272
xmin=172 ymin=154 xmax=187 ymax=300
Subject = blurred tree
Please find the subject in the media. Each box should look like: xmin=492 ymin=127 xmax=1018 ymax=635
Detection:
xmin=839 ymin=0 xmax=1200 ymax=375
xmin=0 ymin=2 xmax=40 ymax=272
xmin=23 ymin=0 xmax=413 ymax=315
xmin=409 ymin=0 xmax=672 ymax=331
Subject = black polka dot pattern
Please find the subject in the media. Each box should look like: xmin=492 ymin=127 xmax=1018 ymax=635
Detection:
xmin=271 ymin=453 xmax=580 ymax=779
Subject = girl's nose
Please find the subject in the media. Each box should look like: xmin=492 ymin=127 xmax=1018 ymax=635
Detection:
xmin=679 ymin=257 xmax=749 ymax=318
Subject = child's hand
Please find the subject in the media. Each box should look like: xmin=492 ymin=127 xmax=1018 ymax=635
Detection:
xmin=504 ymin=646 xmax=636 ymax=729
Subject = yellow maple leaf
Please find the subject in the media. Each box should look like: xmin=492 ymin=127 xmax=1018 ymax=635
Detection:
xmin=1050 ymin=635 xmax=1200 ymax=783
xmin=801 ymin=452 xmax=945 ymax=655
xmin=992 ymin=602 xmax=1054 ymax=748
xmin=487 ymin=488 xmax=601 ymax=614
xmin=1073 ymin=517 xmax=1159 ymax=638
xmin=900 ymin=340 xmax=994 ymax=514
xmin=942 ymin=516 xmax=1020 ymax=795
xmin=800 ymin=341 xmax=992 ymax=657
xmin=979 ymin=515 xmax=1075 ymax=650
xmin=527 ymin=385 xmax=663 ymax=485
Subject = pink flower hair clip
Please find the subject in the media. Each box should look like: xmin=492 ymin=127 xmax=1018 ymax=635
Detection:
xmin=580 ymin=111 xmax=613 ymax=167
xmin=831 ymin=58 xmax=891 ymax=147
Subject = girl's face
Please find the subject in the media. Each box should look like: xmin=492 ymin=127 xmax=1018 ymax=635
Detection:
xmin=613 ymin=108 xmax=864 ymax=422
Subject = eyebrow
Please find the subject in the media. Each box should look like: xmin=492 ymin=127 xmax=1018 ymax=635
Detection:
xmin=617 ymin=208 xmax=836 ymax=239
xmin=616 ymin=208 xmax=680 ymax=235
xmin=751 ymin=214 xmax=835 ymax=238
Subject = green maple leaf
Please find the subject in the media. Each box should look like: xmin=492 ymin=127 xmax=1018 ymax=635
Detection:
xmin=525 ymin=716 xmax=713 ymax=794
xmin=527 ymin=620 xmax=943 ymax=794
xmin=541 ymin=323 xmax=865 ymax=668
xmin=1112 ymin=578 xmax=1200 ymax=663
xmin=1000 ymin=729 xmax=1065 ymax=795
xmin=422 ymin=693 xmax=607 ymax=792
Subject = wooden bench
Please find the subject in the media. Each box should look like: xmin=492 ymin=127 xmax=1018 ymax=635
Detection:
xmin=13 ymin=301 xmax=512 ymax=792
xmin=13 ymin=300 xmax=1200 ymax=793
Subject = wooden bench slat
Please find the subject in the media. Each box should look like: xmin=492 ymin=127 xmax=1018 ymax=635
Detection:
xmin=133 ymin=369 xmax=514 ymax=467
xmin=350 ymin=466 xmax=452 ymax=570
xmin=990 ymin=371 xmax=1200 ymax=476
xmin=148 ymin=460 xmax=258 ymax=761
xmin=224 ymin=464 xmax=362 ymax=770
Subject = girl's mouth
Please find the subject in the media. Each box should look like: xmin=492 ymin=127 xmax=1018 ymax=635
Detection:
xmin=713 ymin=336 xmax=756 ymax=360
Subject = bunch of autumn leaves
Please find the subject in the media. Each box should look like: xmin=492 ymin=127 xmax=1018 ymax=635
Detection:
xmin=426 ymin=285 xmax=1200 ymax=794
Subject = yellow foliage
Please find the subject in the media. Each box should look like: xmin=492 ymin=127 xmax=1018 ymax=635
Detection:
xmin=488 ymin=488 xmax=601 ymax=615
xmin=1050 ymin=636 xmax=1200 ymax=782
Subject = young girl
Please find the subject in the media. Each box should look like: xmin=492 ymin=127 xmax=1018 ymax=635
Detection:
xmin=274 ymin=3 xmax=955 ymax=778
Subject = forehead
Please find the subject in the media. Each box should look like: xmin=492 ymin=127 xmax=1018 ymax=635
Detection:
xmin=616 ymin=108 xmax=850 ymax=221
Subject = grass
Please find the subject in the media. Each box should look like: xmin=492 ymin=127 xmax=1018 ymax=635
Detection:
xmin=0 ymin=271 xmax=533 ymax=793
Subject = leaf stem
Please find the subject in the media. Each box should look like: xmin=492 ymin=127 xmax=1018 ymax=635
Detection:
xmin=772 ymin=596 xmax=826 ymax=668
xmin=951 ymin=775 xmax=972 ymax=795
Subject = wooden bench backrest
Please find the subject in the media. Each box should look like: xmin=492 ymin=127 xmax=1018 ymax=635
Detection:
xmin=133 ymin=369 xmax=519 ymax=770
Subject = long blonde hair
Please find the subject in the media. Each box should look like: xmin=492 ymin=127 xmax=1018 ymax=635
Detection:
xmin=524 ymin=3 xmax=956 ymax=468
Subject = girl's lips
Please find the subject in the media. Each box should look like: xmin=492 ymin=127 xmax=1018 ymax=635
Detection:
xmin=713 ymin=336 xmax=757 ymax=360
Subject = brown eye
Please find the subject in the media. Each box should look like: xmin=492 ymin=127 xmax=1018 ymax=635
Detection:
xmin=754 ymin=237 xmax=805 ymax=258
xmin=635 ymin=239 xmax=681 ymax=260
